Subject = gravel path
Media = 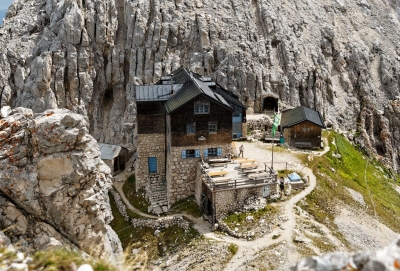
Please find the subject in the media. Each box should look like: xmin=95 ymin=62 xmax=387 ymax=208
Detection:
xmin=113 ymin=140 xmax=331 ymax=270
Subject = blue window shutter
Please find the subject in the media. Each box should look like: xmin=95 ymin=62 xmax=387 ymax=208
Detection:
xmin=195 ymin=150 xmax=200 ymax=158
xmin=181 ymin=150 xmax=186 ymax=159
xmin=217 ymin=148 xmax=222 ymax=156
xmin=148 ymin=157 xmax=157 ymax=173
xmin=203 ymin=149 xmax=208 ymax=157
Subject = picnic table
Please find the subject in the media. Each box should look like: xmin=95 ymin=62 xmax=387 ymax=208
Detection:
xmin=208 ymin=170 xmax=228 ymax=177
xmin=240 ymin=162 xmax=259 ymax=170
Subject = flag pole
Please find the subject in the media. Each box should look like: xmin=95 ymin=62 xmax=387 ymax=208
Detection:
xmin=271 ymin=132 xmax=274 ymax=170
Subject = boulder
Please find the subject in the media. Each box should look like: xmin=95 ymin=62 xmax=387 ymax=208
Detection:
xmin=0 ymin=108 xmax=122 ymax=263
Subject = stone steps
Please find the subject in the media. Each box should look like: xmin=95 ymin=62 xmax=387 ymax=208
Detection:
xmin=145 ymin=174 xmax=168 ymax=215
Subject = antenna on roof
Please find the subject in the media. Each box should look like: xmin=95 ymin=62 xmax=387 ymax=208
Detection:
xmin=170 ymin=73 xmax=174 ymax=95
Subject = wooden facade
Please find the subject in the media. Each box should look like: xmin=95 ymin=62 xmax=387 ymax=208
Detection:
xmin=137 ymin=101 xmax=165 ymax=134
xmin=283 ymin=121 xmax=322 ymax=149
xmin=169 ymin=98 xmax=232 ymax=147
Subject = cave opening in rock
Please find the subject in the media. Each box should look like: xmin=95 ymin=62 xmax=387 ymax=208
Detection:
xmin=262 ymin=96 xmax=279 ymax=113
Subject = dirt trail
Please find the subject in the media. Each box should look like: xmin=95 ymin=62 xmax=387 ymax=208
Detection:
xmin=112 ymin=140 xmax=329 ymax=270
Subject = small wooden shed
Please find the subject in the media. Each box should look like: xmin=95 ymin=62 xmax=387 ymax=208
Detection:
xmin=281 ymin=106 xmax=325 ymax=149
xmin=99 ymin=143 xmax=129 ymax=175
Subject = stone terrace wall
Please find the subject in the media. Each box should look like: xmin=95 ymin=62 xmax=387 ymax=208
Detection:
xmin=136 ymin=133 xmax=165 ymax=190
xmin=214 ymin=187 xmax=263 ymax=220
xmin=167 ymin=143 xmax=230 ymax=206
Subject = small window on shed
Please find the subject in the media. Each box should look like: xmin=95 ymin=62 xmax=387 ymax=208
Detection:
xmin=302 ymin=127 xmax=310 ymax=132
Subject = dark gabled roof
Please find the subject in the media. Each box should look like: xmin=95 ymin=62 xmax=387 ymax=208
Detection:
xmin=281 ymin=106 xmax=325 ymax=128
xmin=135 ymin=84 xmax=184 ymax=101
xmin=214 ymin=86 xmax=246 ymax=109
xmin=164 ymin=77 xmax=232 ymax=113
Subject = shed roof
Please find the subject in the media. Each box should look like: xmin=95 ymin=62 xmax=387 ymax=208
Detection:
xmin=99 ymin=143 xmax=122 ymax=160
xmin=136 ymin=84 xmax=184 ymax=101
xmin=281 ymin=106 xmax=325 ymax=128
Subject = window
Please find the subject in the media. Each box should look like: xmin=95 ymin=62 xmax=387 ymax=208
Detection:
xmin=208 ymin=121 xmax=218 ymax=133
xmin=182 ymin=149 xmax=200 ymax=158
xmin=194 ymin=100 xmax=210 ymax=114
xmin=186 ymin=122 xmax=196 ymax=134
xmin=208 ymin=148 xmax=218 ymax=157
xmin=208 ymin=147 xmax=222 ymax=157
xmin=148 ymin=157 xmax=157 ymax=173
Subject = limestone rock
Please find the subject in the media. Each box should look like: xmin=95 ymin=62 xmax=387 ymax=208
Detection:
xmin=1 ymin=0 xmax=400 ymax=171
xmin=291 ymin=237 xmax=400 ymax=271
xmin=0 ymin=108 xmax=122 ymax=262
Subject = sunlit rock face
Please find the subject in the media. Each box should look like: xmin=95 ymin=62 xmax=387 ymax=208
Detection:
xmin=0 ymin=107 xmax=122 ymax=262
xmin=1 ymin=0 xmax=400 ymax=169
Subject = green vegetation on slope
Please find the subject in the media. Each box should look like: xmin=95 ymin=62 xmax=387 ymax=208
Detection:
xmin=0 ymin=247 xmax=117 ymax=271
xmin=300 ymin=132 xmax=400 ymax=239
xmin=169 ymin=195 xmax=202 ymax=218
xmin=109 ymin=190 xmax=200 ymax=260
xmin=223 ymin=205 xmax=278 ymax=230
xmin=122 ymin=174 xmax=150 ymax=214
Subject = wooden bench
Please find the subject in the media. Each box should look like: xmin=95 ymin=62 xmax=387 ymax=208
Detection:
xmin=238 ymin=159 xmax=257 ymax=165
xmin=209 ymin=162 xmax=228 ymax=168
xmin=295 ymin=142 xmax=312 ymax=148
xmin=243 ymin=169 xmax=266 ymax=175
xmin=248 ymin=172 xmax=269 ymax=179
xmin=211 ymin=176 xmax=231 ymax=182
xmin=208 ymin=171 xmax=228 ymax=177
xmin=240 ymin=163 xmax=259 ymax=170
xmin=233 ymin=158 xmax=249 ymax=163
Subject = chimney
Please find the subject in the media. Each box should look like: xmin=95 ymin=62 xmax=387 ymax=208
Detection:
xmin=170 ymin=73 xmax=174 ymax=95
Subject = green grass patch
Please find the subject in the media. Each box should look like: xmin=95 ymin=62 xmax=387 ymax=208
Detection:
xmin=223 ymin=205 xmax=278 ymax=229
xmin=228 ymin=243 xmax=238 ymax=255
xmin=122 ymin=174 xmax=150 ymax=214
xmin=109 ymin=191 xmax=200 ymax=259
xmin=169 ymin=195 xmax=202 ymax=218
xmin=272 ymin=234 xmax=281 ymax=239
xmin=301 ymin=132 xmax=400 ymax=239
xmin=30 ymin=248 xmax=117 ymax=271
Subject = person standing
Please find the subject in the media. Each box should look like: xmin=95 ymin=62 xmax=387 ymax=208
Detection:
xmin=239 ymin=144 xmax=244 ymax=157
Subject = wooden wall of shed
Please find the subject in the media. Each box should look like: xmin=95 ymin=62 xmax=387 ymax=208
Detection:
xmin=170 ymin=98 xmax=232 ymax=147
xmin=283 ymin=121 xmax=322 ymax=148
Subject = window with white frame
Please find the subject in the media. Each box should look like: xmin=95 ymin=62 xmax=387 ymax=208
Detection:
xmin=186 ymin=122 xmax=196 ymax=134
xmin=194 ymin=100 xmax=210 ymax=114
xmin=208 ymin=121 xmax=218 ymax=133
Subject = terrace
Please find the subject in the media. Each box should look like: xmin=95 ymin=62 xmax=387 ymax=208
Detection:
xmin=200 ymin=157 xmax=278 ymax=192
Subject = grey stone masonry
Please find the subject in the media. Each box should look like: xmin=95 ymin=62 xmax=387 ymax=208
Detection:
xmin=167 ymin=144 xmax=231 ymax=206
xmin=146 ymin=173 xmax=168 ymax=214
xmin=214 ymin=187 xmax=263 ymax=220
xmin=135 ymin=133 xmax=166 ymax=190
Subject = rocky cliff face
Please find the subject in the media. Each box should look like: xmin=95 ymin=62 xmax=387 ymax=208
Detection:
xmin=1 ymin=0 xmax=400 ymax=170
xmin=0 ymin=107 xmax=122 ymax=262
